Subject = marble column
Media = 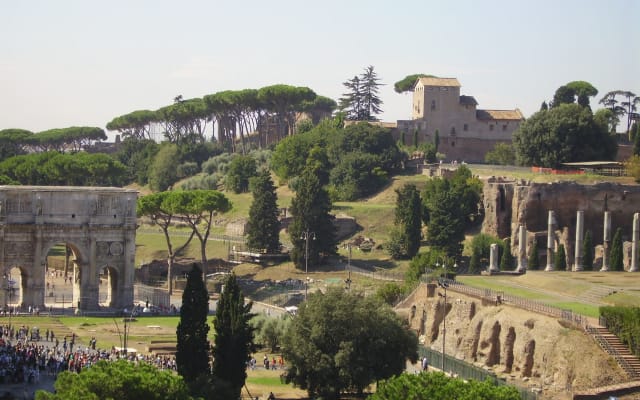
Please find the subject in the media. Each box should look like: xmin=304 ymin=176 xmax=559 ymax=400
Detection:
xmin=631 ymin=213 xmax=639 ymax=272
xmin=601 ymin=211 xmax=612 ymax=272
xmin=545 ymin=211 xmax=555 ymax=271
xmin=516 ymin=225 xmax=527 ymax=273
xmin=574 ymin=211 xmax=584 ymax=271
xmin=489 ymin=243 xmax=500 ymax=273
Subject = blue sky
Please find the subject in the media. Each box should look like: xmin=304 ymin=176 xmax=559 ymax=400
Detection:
xmin=1 ymin=0 xmax=638 ymax=137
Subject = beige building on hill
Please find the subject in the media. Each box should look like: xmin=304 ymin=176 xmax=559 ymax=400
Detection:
xmin=396 ymin=77 xmax=524 ymax=163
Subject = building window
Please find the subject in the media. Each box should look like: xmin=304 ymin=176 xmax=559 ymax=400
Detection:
xmin=451 ymin=141 xmax=455 ymax=147
xmin=489 ymin=124 xmax=494 ymax=131
xmin=450 ymin=127 xmax=456 ymax=136
xmin=463 ymin=124 xmax=468 ymax=131
xmin=441 ymin=87 xmax=448 ymax=91
xmin=502 ymin=124 xmax=507 ymax=131
xmin=431 ymin=100 xmax=436 ymax=111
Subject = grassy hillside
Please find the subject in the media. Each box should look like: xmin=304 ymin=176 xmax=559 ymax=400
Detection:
xmin=134 ymin=166 xmax=640 ymax=317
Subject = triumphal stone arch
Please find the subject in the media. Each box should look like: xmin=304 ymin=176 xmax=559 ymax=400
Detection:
xmin=0 ymin=186 xmax=137 ymax=311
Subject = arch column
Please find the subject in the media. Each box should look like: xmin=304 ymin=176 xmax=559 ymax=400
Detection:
xmin=118 ymin=233 xmax=136 ymax=308
xmin=22 ymin=262 xmax=45 ymax=311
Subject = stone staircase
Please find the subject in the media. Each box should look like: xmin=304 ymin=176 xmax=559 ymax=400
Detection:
xmin=579 ymin=285 xmax=617 ymax=304
xmin=586 ymin=326 xmax=640 ymax=380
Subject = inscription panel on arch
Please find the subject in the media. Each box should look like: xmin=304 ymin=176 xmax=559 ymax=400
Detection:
xmin=4 ymin=241 xmax=34 ymax=264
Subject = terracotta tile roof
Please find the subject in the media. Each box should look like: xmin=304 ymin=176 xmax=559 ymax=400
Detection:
xmin=476 ymin=108 xmax=524 ymax=121
xmin=459 ymin=95 xmax=478 ymax=106
xmin=417 ymin=77 xmax=461 ymax=87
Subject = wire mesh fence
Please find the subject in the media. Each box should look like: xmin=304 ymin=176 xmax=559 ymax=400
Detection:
xmin=418 ymin=345 xmax=539 ymax=400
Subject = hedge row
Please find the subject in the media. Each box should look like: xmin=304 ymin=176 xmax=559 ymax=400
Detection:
xmin=600 ymin=306 xmax=640 ymax=357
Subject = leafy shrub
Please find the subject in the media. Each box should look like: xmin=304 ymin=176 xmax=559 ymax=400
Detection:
xmin=600 ymin=306 xmax=640 ymax=357
xmin=177 ymin=162 xmax=199 ymax=178
xmin=179 ymin=174 xmax=221 ymax=190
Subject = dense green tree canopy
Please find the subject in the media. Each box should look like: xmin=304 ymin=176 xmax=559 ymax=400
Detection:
xmin=270 ymin=127 xmax=325 ymax=180
xmin=35 ymin=360 xmax=194 ymax=400
xmin=282 ymin=288 xmax=418 ymax=399
xmin=106 ymin=109 xmax=157 ymax=140
xmin=0 ymin=151 xmax=127 ymax=186
xmin=513 ymin=103 xmax=617 ymax=168
xmin=114 ymin=137 xmax=159 ymax=185
xmin=270 ymin=121 xmax=401 ymax=201
xmin=0 ymin=128 xmax=33 ymax=159
xmin=148 ymin=143 xmax=180 ymax=191
xmin=225 ymin=154 xmax=258 ymax=193
xmin=32 ymin=126 xmax=107 ymax=152
xmin=156 ymin=97 xmax=209 ymax=144
xmin=485 ymin=143 xmax=516 ymax=165
xmin=422 ymin=166 xmax=482 ymax=258
xmin=552 ymin=81 xmax=598 ymax=108
xmin=370 ymin=371 xmax=522 ymax=400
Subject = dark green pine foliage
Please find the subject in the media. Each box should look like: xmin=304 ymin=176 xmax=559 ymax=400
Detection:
xmin=469 ymin=245 xmax=482 ymax=274
xmin=633 ymin=123 xmax=640 ymax=156
xmin=246 ymin=170 xmax=281 ymax=253
xmin=555 ymin=244 xmax=568 ymax=271
xmin=289 ymin=166 xmax=337 ymax=270
xmin=212 ymin=274 xmax=255 ymax=399
xmin=425 ymin=180 xmax=465 ymax=257
xmin=500 ymin=238 xmax=515 ymax=271
xmin=582 ymin=230 xmax=594 ymax=271
xmin=528 ymin=248 xmax=540 ymax=270
xmin=176 ymin=264 xmax=210 ymax=384
xmin=394 ymin=184 xmax=422 ymax=258
xmin=610 ymin=227 xmax=624 ymax=271
xmin=359 ymin=65 xmax=384 ymax=121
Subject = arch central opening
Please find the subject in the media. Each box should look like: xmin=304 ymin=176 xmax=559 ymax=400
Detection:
xmin=44 ymin=243 xmax=80 ymax=311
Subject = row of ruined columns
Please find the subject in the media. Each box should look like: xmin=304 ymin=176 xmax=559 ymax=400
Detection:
xmin=489 ymin=212 xmax=640 ymax=273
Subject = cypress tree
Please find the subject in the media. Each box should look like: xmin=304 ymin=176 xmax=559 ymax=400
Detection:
xmin=528 ymin=248 xmax=540 ymax=270
xmin=394 ymin=184 xmax=422 ymax=258
xmin=633 ymin=123 xmax=640 ymax=156
xmin=434 ymin=130 xmax=440 ymax=153
xmin=469 ymin=245 xmax=481 ymax=274
xmin=555 ymin=244 xmax=567 ymax=271
xmin=176 ymin=264 xmax=210 ymax=384
xmin=582 ymin=230 xmax=594 ymax=271
xmin=212 ymin=274 xmax=255 ymax=399
xmin=500 ymin=238 xmax=514 ymax=271
xmin=246 ymin=170 xmax=281 ymax=253
xmin=610 ymin=227 xmax=624 ymax=271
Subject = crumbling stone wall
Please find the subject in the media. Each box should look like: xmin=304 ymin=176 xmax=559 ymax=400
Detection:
xmin=402 ymin=287 xmax=628 ymax=395
xmin=482 ymin=181 xmax=640 ymax=267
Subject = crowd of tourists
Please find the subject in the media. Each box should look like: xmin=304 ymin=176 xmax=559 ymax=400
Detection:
xmin=0 ymin=324 xmax=177 ymax=385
